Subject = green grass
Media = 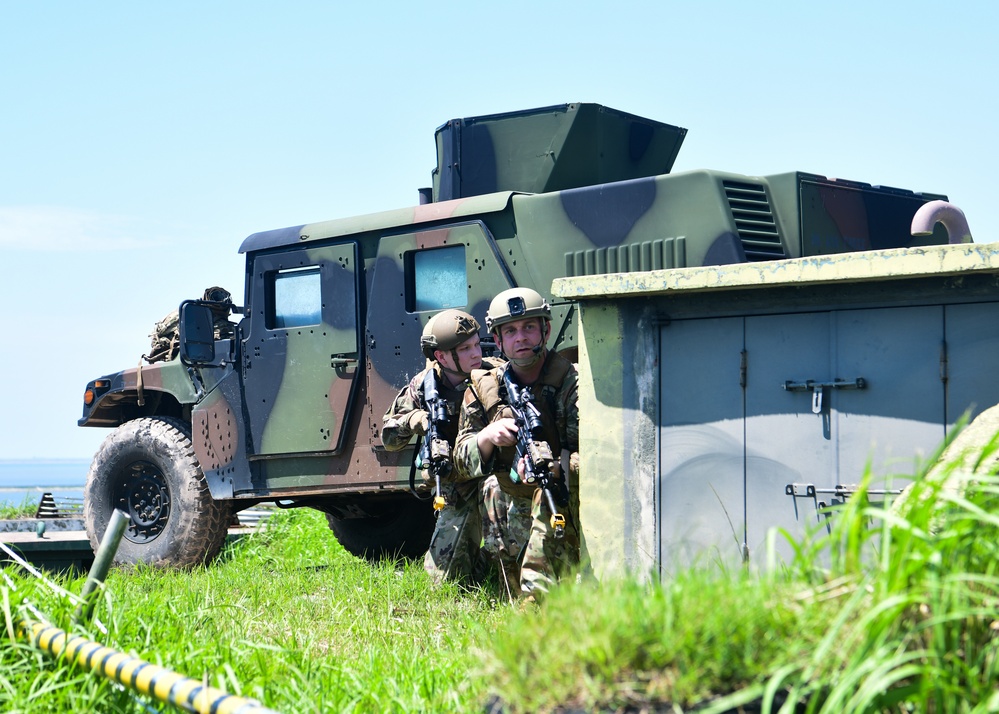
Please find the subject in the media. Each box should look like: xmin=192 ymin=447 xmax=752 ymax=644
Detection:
xmin=3 ymin=435 xmax=999 ymax=712
xmin=480 ymin=447 xmax=999 ymax=713
xmin=0 ymin=496 xmax=40 ymax=520
xmin=4 ymin=508 xmax=505 ymax=713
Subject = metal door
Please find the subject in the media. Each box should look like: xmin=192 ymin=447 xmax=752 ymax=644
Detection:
xmin=659 ymin=316 xmax=746 ymax=573
xmin=242 ymin=243 xmax=361 ymax=456
xmin=744 ymin=306 xmax=942 ymax=567
xmin=659 ymin=305 xmax=947 ymax=574
xmin=944 ymin=302 xmax=999 ymax=429
xmin=743 ymin=311 xmax=835 ymax=567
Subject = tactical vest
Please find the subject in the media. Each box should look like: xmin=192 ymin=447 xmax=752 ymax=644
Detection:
xmin=432 ymin=355 xmax=507 ymax=445
xmin=468 ymin=351 xmax=573 ymax=499
xmin=434 ymin=366 xmax=466 ymax=446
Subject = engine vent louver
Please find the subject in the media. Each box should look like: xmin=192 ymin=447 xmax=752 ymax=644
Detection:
xmin=723 ymin=180 xmax=785 ymax=261
xmin=563 ymin=181 xmax=784 ymax=276
xmin=564 ymin=237 xmax=687 ymax=278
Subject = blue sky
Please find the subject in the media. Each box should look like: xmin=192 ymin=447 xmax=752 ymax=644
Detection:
xmin=1 ymin=2 xmax=996 ymax=460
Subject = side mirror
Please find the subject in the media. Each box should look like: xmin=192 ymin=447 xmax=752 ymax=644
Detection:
xmin=179 ymin=301 xmax=216 ymax=365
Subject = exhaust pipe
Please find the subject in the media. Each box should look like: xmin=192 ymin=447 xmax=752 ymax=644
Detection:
xmin=911 ymin=200 xmax=973 ymax=244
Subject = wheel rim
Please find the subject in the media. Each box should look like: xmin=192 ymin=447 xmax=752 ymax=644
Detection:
xmin=113 ymin=460 xmax=171 ymax=543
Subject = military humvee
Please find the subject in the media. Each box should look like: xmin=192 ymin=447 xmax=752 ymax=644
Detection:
xmin=78 ymin=103 xmax=950 ymax=567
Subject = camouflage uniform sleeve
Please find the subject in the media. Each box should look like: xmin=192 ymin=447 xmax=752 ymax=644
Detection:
xmin=561 ymin=364 xmax=580 ymax=453
xmin=453 ymin=388 xmax=490 ymax=482
xmin=560 ymin=364 xmax=581 ymax=476
xmin=380 ymin=370 xmax=428 ymax=452
xmin=454 ymin=370 xmax=516 ymax=482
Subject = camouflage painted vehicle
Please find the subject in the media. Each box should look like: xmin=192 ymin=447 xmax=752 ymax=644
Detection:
xmin=78 ymin=103 xmax=950 ymax=567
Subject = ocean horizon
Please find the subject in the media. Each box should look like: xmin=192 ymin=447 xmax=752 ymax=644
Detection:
xmin=0 ymin=459 xmax=90 ymax=509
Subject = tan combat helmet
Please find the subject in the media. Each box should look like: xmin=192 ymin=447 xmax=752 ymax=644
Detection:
xmin=485 ymin=287 xmax=551 ymax=368
xmin=420 ymin=309 xmax=481 ymax=379
xmin=485 ymin=287 xmax=551 ymax=332
xmin=420 ymin=313 xmax=441 ymax=359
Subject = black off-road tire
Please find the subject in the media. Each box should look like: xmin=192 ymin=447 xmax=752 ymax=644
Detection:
xmin=84 ymin=417 xmax=232 ymax=568
xmin=326 ymin=498 xmax=435 ymax=561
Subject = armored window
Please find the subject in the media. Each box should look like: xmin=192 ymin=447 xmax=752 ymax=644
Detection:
xmin=270 ymin=266 xmax=322 ymax=328
xmin=409 ymin=246 xmax=467 ymax=312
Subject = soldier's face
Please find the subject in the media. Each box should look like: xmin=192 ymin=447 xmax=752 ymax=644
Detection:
xmin=497 ymin=318 xmax=547 ymax=360
xmin=438 ymin=334 xmax=483 ymax=373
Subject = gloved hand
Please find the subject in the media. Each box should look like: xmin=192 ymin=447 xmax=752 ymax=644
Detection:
xmin=408 ymin=410 xmax=429 ymax=434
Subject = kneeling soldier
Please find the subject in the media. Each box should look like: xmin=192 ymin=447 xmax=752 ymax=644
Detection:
xmin=381 ymin=309 xmax=521 ymax=590
xmin=454 ymin=288 xmax=580 ymax=601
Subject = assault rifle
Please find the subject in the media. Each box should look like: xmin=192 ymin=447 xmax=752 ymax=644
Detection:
xmin=502 ymin=370 xmax=566 ymax=538
xmin=420 ymin=370 xmax=451 ymax=512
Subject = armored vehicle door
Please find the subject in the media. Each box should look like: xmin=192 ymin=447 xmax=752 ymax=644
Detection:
xmin=242 ymin=243 xmax=361 ymax=456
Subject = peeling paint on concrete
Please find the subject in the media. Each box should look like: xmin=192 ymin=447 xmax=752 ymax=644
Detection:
xmin=577 ymin=303 xmax=660 ymax=580
xmin=553 ymin=243 xmax=999 ymax=300
xmin=569 ymin=240 xmax=999 ymax=580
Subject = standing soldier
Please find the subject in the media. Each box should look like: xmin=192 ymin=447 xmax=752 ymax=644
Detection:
xmin=454 ymin=288 xmax=580 ymax=601
xmin=381 ymin=309 xmax=520 ymax=590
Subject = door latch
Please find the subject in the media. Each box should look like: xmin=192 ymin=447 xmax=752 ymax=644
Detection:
xmin=782 ymin=378 xmax=867 ymax=413
xmin=785 ymin=482 xmax=904 ymax=516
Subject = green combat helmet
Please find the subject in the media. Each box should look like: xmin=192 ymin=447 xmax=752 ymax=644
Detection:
xmin=420 ymin=309 xmax=481 ymax=377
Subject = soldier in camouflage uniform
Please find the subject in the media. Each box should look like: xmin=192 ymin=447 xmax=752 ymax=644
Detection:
xmin=454 ymin=288 xmax=580 ymax=601
xmin=381 ymin=309 xmax=521 ymax=590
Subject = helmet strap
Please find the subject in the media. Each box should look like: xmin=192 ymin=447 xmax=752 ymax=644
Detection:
xmin=435 ymin=349 xmax=472 ymax=385
xmin=509 ymin=347 xmax=545 ymax=369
